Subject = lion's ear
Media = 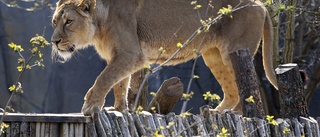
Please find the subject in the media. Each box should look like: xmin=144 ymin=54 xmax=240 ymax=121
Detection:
xmin=78 ymin=0 xmax=96 ymax=14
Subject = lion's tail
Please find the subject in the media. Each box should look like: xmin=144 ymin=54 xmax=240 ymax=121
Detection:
xmin=262 ymin=9 xmax=278 ymax=90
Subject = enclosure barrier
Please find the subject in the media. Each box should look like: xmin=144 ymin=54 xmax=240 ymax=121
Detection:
xmin=1 ymin=107 xmax=320 ymax=137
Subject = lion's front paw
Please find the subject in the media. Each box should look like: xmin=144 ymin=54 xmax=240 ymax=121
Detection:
xmin=81 ymin=88 xmax=105 ymax=115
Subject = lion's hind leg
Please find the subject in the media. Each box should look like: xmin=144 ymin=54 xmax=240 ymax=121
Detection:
xmin=202 ymin=47 xmax=239 ymax=112
xmin=112 ymin=76 xmax=131 ymax=111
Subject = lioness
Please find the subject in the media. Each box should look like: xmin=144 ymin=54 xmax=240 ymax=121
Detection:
xmin=51 ymin=0 xmax=278 ymax=115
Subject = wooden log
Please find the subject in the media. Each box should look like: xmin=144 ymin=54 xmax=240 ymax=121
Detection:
xmin=153 ymin=114 xmax=169 ymax=136
xmin=176 ymin=116 xmax=187 ymax=137
xmin=125 ymin=113 xmax=139 ymax=137
xmin=254 ymin=118 xmax=265 ymax=137
xmin=221 ymin=111 xmax=236 ymax=136
xmin=100 ymin=111 xmax=112 ymax=137
xmin=107 ymin=111 xmax=124 ymax=137
xmin=165 ymin=112 xmax=178 ymax=136
xmin=300 ymin=116 xmax=320 ymax=137
xmin=113 ymin=111 xmax=131 ymax=137
xmin=199 ymin=106 xmax=214 ymax=135
xmin=230 ymin=113 xmax=244 ymax=136
xmin=309 ymin=117 xmax=320 ymax=136
xmin=128 ymin=69 xmax=149 ymax=110
xmin=193 ymin=115 xmax=208 ymax=136
xmin=269 ymin=118 xmax=281 ymax=137
xmin=181 ymin=115 xmax=192 ymax=136
xmin=86 ymin=121 xmax=97 ymax=137
xmin=103 ymin=109 xmax=119 ymax=136
xmin=132 ymin=113 xmax=147 ymax=136
xmin=148 ymin=77 xmax=183 ymax=115
xmin=275 ymin=63 xmax=309 ymax=117
xmin=140 ymin=111 xmax=157 ymax=134
xmin=291 ymin=118 xmax=303 ymax=137
xmin=229 ymin=48 xmax=265 ymax=118
xmin=93 ymin=107 xmax=107 ymax=137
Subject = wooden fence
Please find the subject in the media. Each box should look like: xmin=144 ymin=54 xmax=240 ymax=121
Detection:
xmin=1 ymin=48 xmax=318 ymax=137
xmin=1 ymin=107 xmax=320 ymax=137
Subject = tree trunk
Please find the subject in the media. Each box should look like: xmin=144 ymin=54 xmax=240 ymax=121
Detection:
xmin=283 ymin=0 xmax=297 ymax=63
xmin=275 ymin=63 xmax=309 ymax=117
xmin=127 ymin=69 xmax=149 ymax=110
xmin=229 ymin=48 xmax=265 ymax=118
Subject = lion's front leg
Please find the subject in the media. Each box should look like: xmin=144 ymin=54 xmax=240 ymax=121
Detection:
xmin=81 ymin=54 xmax=145 ymax=115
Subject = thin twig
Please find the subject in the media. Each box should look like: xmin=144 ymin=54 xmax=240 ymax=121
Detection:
xmin=0 ymin=54 xmax=34 ymax=136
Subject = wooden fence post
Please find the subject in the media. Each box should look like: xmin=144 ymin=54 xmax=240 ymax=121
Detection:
xmin=229 ymin=48 xmax=265 ymax=118
xmin=275 ymin=63 xmax=309 ymax=117
xmin=148 ymin=77 xmax=183 ymax=114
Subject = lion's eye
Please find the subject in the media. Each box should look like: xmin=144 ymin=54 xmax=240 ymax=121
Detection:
xmin=65 ymin=19 xmax=73 ymax=26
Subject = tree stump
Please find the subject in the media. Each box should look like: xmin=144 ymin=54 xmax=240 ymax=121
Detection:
xmin=275 ymin=63 xmax=309 ymax=117
xmin=148 ymin=77 xmax=183 ymax=114
xmin=128 ymin=69 xmax=149 ymax=110
xmin=229 ymin=48 xmax=265 ymax=118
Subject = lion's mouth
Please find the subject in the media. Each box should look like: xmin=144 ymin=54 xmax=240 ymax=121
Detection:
xmin=57 ymin=45 xmax=75 ymax=53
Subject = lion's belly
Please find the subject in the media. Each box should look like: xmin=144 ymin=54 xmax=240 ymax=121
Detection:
xmin=140 ymin=40 xmax=213 ymax=66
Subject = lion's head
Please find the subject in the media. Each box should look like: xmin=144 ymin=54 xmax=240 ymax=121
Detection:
xmin=51 ymin=0 xmax=96 ymax=60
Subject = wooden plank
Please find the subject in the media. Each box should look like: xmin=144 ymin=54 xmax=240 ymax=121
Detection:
xmin=29 ymin=122 xmax=36 ymax=137
xmin=40 ymin=122 xmax=45 ymax=137
xmin=78 ymin=123 xmax=84 ymax=137
xmin=0 ymin=113 xmax=91 ymax=123
xmin=35 ymin=122 xmax=41 ymax=137
xmin=69 ymin=123 xmax=74 ymax=137
xmin=44 ymin=123 xmax=50 ymax=137
xmin=11 ymin=122 xmax=20 ymax=137
xmin=50 ymin=123 xmax=59 ymax=137
xmin=20 ymin=122 xmax=29 ymax=137
xmin=61 ymin=123 xmax=69 ymax=137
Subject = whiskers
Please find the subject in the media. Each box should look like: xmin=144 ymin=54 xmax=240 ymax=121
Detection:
xmin=51 ymin=48 xmax=66 ymax=63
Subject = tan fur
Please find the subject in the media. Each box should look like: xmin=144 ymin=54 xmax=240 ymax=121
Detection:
xmin=51 ymin=0 xmax=278 ymax=115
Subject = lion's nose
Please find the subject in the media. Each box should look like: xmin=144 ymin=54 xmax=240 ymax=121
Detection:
xmin=52 ymin=39 xmax=61 ymax=46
